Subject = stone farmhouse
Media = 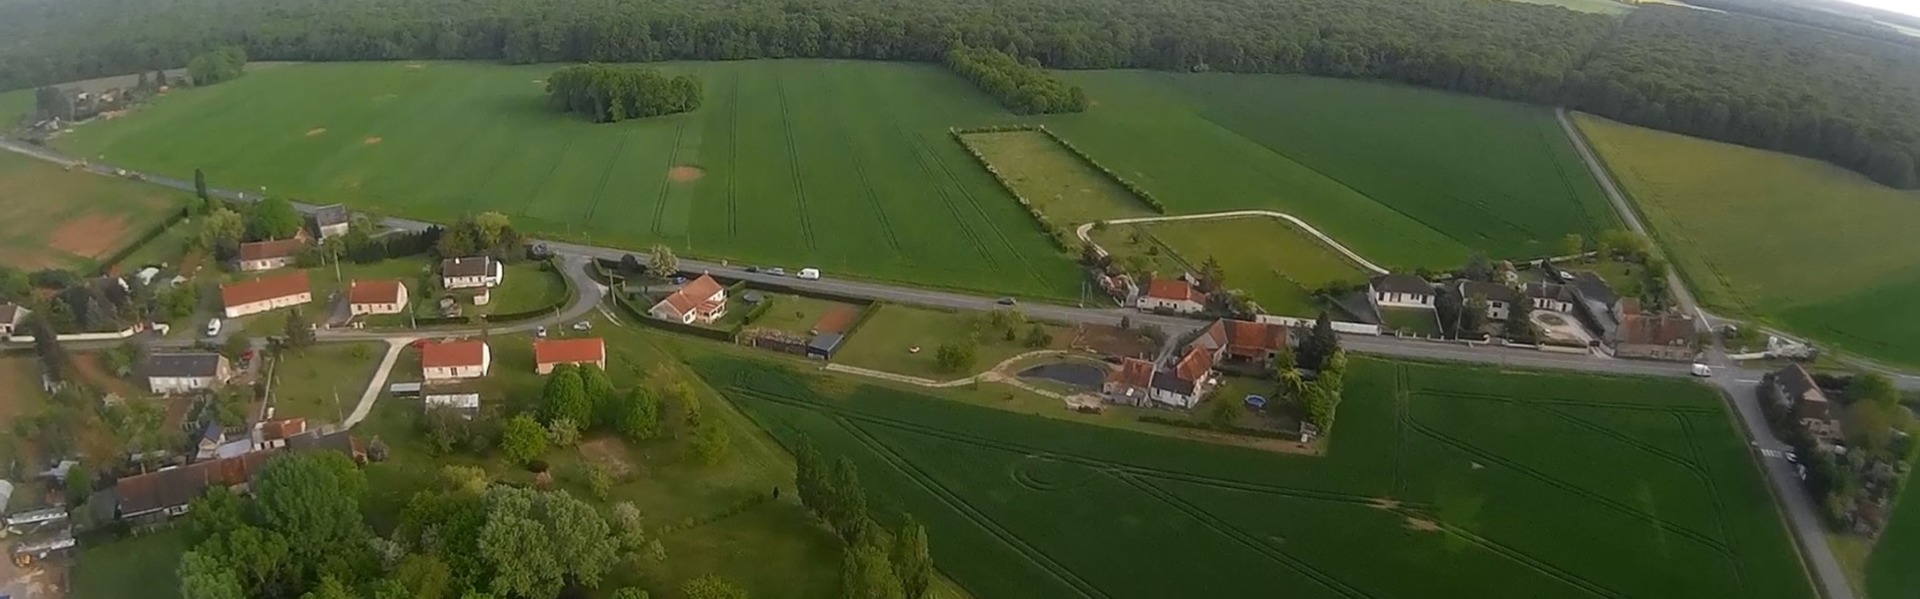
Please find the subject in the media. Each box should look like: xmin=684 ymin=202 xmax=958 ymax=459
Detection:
xmin=1610 ymin=299 xmax=1697 ymax=361
xmin=1458 ymin=280 xmax=1522 ymax=321
xmin=1524 ymin=282 xmax=1577 ymax=314
xmin=1768 ymin=364 xmax=1840 ymax=446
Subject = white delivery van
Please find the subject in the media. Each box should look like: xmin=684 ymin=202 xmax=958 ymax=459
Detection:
xmin=797 ymin=268 xmax=821 ymax=280
xmin=1690 ymin=363 xmax=1713 ymax=377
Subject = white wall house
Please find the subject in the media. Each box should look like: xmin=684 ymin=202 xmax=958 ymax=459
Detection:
xmin=422 ymin=340 xmax=491 ymax=382
xmin=1524 ymin=283 xmax=1576 ymax=314
xmin=441 ymin=257 xmax=503 ymax=289
xmin=144 ymin=353 xmax=232 ymax=395
xmin=1459 ymin=281 xmax=1521 ymax=321
xmin=0 ymin=303 xmax=29 ymax=338
xmin=237 ymin=239 xmax=306 ymax=272
xmin=1371 ymin=274 xmax=1434 ymax=308
xmin=348 ymin=280 xmax=410 ymax=316
xmin=1136 ymin=278 xmax=1205 ymax=314
xmin=649 ymin=274 xmax=728 ymax=324
xmin=221 ymin=272 xmax=313 ymax=318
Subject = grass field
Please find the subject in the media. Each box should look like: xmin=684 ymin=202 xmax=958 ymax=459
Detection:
xmin=269 ymin=342 xmax=384 ymax=423
xmin=957 ymin=130 xmax=1152 ymax=225
xmin=1499 ymin=0 xmax=1634 ymax=13
xmin=1381 ymin=307 xmax=1444 ymax=336
xmin=833 ymin=305 xmax=1072 ymax=380
xmin=70 ymin=528 xmax=188 ymax=599
xmin=1868 ymin=479 xmax=1920 ymax=598
xmin=1142 ymin=216 xmax=1372 ymax=317
xmin=0 ymin=150 xmax=187 ymax=270
xmin=53 ymin=60 xmax=1081 ymax=300
xmin=747 ymin=294 xmax=864 ymax=336
xmin=696 ymin=354 xmax=1810 ymax=599
xmin=1573 ymin=114 xmax=1920 ymax=366
xmin=1044 ymin=72 xmax=1618 ymax=268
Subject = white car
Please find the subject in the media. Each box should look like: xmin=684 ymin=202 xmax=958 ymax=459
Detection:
xmin=205 ymin=318 xmax=223 ymax=337
xmin=768 ymin=267 xmax=787 ymax=276
xmin=1690 ymin=363 xmax=1713 ymax=377
xmin=798 ymin=268 xmax=821 ymax=280
xmin=572 ymin=321 xmax=592 ymax=331
xmin=535 ymin=326 xmax=548 ymax=338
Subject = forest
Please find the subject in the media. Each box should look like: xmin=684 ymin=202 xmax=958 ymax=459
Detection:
xmin=0 ymin=0 xmax=1914 ymax=187
xmin=544 ymin=64 xmax=703 ymax=122
xmin=944 ymin=46 xmax=1087 ymax=114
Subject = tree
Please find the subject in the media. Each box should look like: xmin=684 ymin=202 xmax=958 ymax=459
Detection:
xmin=541 ymin=364 xmax=591 ymax=425
xmin=185 ymin=486 xmax=247 ymax=542
xmin=934 ymin=340 xmax=977 ymax=374
xmin=178 ymin=551 xmax=246 ymax=599
xmin=610 ymin=502 xmax=665 ymax=562
xmin=246 ymin=196 xmax=302 ymax=241
xmin=691 ymin=418 xmax=731 ymax=465
xmin=194 ymin=168 xmax=211 ymax=204
xmin=584 ymin=462 xmax=614 ymax=500
xmin=252 ymin=452 xmax=370 ymax=582
xmin=1463 ymin=252 xmax=1493 ymax=282
xmin=1506 ymin=297 xmax=1539 ymax=344
xmin=299 ymin=576 xmax=356 ymax=599
xmin=1850 ymin=373 xmax=1899 ymax=409
xmin=478 ymin=487 xmax=620 ymax=599
xmin=1297 ymin=311 xmax=1340 ymax=371
xmin=1460 ymin=295 xmax=1489 ymax=336
xmin=63 ymin=463 xmax=91 ymax=506
xmin=1021 ymin=324 xmax=1052 ymax=348
xmin=197 ymin=207 xmax=245 ymax=252
xmin=826 ymin=457 xmax=870 ymax=543
xmin=203 ymin=525 xmax=294 ymax=598
xmin=844 ymin=536 xmax=905 ymax=599
xmin=222 ymin=333 xmax=251 ymax=361
xmin=187 ymin=46 xmax=247 ymax=85
xmin=893 ymin=517 xmax=933 ymax=599
xmin=580 ymin=366 xmax=615 ymax=425
xmin=648 ymin=244 xmax=679 ymax=276
xmin=795 ymin=437 xmax=828 ymax=517
xmin=283 ymin=307 xmax=315 ymax=348
xmin=1197 ymin=255 xmax=1226 ymax=293
xmin=500 ymin=415 xmax=548 ymax=465
xmin=546 ymin=418 xmax=581 ymax=447
xmin=1560 ymin=233 xmax=1586 ymax=259
xmin=1845 ymin=401 xmax=1895 ymax=452
xmin=1303 ymin=383 xmax=1336 ymax=430
xmin=614 ymin=590 xmax=653 ymax=599
xmin=1270 ymin=346 xmax=1297 ymax=378
xmin=611 ymin=387 xmax=662 ymax=441
xmin=682 ymin=575 xmax=749 ymax=599
xmin=1205 ymin=397 xmax=1240 ymax=428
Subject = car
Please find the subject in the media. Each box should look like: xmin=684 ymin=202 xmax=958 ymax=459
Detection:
xmin=535 ymin=326 xmax=548 ymax=338
xmin=769 ymin=267 xmax=787 ymax=276
xmin=744 ymin=266 xmax=760 ymax=273
xmin=797 ymin=267 xmax=821 ymax=280
xmin=672 ymin=275 xmax=687 ymax=285
xmin=1690 ymin=363 xmax=1713 ymax=377
xmin=205 ymin=318 xmax=223 ymax=337
xmin=996 ymin=297 xmax=1017 ymax=306
xmin=571 ymin=321 xmax=592 ymax=331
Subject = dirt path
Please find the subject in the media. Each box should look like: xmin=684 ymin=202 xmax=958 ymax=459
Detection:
xmin=1075 ymin=211 xmax=1390 ymax=275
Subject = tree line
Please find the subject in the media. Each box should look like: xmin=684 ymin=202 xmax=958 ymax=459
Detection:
xmin=0 ymin=0 xmax=1914 ymax=187
xmin=943 ymin=45 xmax=1086 ymax=114
xmin=545 ymin=64 xmax=702 ymax=123
xmin=186 ymin=45 xmax=248 ymax=86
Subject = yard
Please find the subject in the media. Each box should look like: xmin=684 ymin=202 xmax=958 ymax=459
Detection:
xmin=1379 ymin=306 xmax=1443 ymax=336
xmin=743 ymin=293 xmax=865 ymax=336
xmin=0 ymin=150 xmax=189 ymax=271
xmin=957 ymin=129 xmax=1154 ymax=225
xmin=267 ymin=342 xmax=385 ymax=423
xmin=833 ymin=304 xmax=1074 ymax=380
xmin=1143 ymin=216 xmax=1374 ymax=317
xmin=69 ymin=529 xmax=189 ymax=599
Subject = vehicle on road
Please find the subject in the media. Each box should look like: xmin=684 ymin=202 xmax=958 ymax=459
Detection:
xmin=745 ymin=266 xmax=760 ymax=273
xmin=798 ymin=268 xmax=821 ymax=280
xmin=205 ymin=318 xmax=222 ymax=337
xmin=769 ymin=267 xmax=787 ymax=276
xmin=996 ymin=297 xmax=1017 ymax=306
xmin=1690 ymin=363 xmax=1713 ymax=377
xmin=572 ymin=321 xmax=592 ymax=331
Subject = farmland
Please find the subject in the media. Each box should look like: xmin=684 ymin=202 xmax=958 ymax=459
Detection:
xmin=833 ymin=304 xmax=1072 ymax=380
xmin=0 ymin=150 xmax=187 ymax=270
xmin=1043 ymin=71 xmax=1618 ymax=268
xmin=1500 ymin=0 xmax=1634 ymax=14
xmin=52 ymin=60 xmax=1082 ymax=299
xmin=698 ymin=353 xmax=1810 ymax=599
xmin=1142 ymin=216 xmax=1373 ymax=317
xmin=956 ymin=129 xmax=1153 ymax=225
xmin=1573 ymin=114 xmax=1920 ymax=366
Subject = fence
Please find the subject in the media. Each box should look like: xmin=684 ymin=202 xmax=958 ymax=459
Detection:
xmin=1252 ymin=314 xmax=1380 ymax=336
xmin=9 ymin=323 xmax=147 ymax=343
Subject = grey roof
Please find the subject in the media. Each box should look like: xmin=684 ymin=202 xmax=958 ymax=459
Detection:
xmin=808 ymin=333 xmax=845 ymax=353
xmin=1566 ymin=271 xmax=1618 ymax=306
xmin=1524 ymin=282 xmax=1575 ymax=302
xmin=199 ymin=421 xmax=222 ymax=443
xmin=1459 ymin=281 xmax=1521 ymax=304
xmin=1372 ymin=274 xmax=1433 ymax=295
xmin=441 ymin=256 xmax=494 ymax=278
xmin=1774 ymin=364 xmax=1825 ymax=403
xmin=311 ymin=204 xmax=350 ymax=227
xmin=144 ymin=353 xmax=223 ymax=378
xmin=1150 ymin=369 xmax=1196 ymax=395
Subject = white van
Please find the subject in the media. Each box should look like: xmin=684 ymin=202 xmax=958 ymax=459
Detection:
xmin=797 ymin=268 xmax=821 ymax=280
xmin=205 ymin=318 xmax=223 ymax=337
xmin=1690 ymin=363 xmax=1713 ymax=377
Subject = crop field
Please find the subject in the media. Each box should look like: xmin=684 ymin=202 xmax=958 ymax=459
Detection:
xmin=1044 ymin=71 xmax=1617 ymax=268
xmin=696 ymin=353 xmax=1811 ymax=599
xmin=53 ymin=60 xmax=1080 ymax=299
xmin=957 ymin=130 xmax=1153 ymax=225
xmin=1500 ymin=0 xmax=1634 ymax=14
xmin=1868 ymin=479 xmax=1920 ymax=598
xmin=1573 ymin=114 xmax=1920 ymax=366
xmin=0 ymin=151 xmax=187 ymax=270
xmin=1142 ymin=216 xmax=1373 ymax=317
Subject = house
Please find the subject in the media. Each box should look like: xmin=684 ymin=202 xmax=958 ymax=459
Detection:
xmin=441 ymin=257 xmax=503 ymax=290
xmin=236 ymin=239 xmax=306 ymax=272
xmin=1611 ymin=300 xmax=1697 ymax=361
xmin=533 ymin=337 xmax=606 ymax=374
xmin=1135 ymin=277 xmax=1205 ymax=314
xmin=0 ymin=303 xmax=28 ymax=338
xmin=1150 ymin=345 xmax=1218 ymax=409
xmin=1559 ymin=270 xmax=1621 ymax=339
xmin=220 ymin=271 xmax=312 ymax=318
xmin=1770 ymin=364 xmax=1840 ymax=444
xmin=194 ymin=422 xmax=228 ymax=461
xmin=347 ymin=280 xmax=410 ymax=316
xmin=310 ymin=204 xmax=351 ymax=240
xmin=650 ymin=274 xmax=728 ymax=324
xmin=1192 ymin=319 xmax=1292 ymax=368
xmin=422 ymin=340 xmax=491 ymax=382
xmin=1371 ymin=274 xmax=1435 ymax=308
xmin=113 ymin=430 xmax=364 ymax=522
xmin=1524 ymin=282 xmax=1577 ymax=314
xmin=1102 ymin=357 xmax=1158 ymax=406
xmin=1458 ymin=281 xmax=1522 ymax=321
xmin=143 ymin=352 xmax=232 ymax=395
xmin=254 ymin=418 xmax=309 ymax=450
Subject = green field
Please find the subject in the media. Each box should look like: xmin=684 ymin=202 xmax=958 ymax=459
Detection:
xmin=957 ymin=130 xmax=1152 ymax=225
xmin=269 ymin=342 xmax=384 ymax=423
xmin=1143 ymin=216 xmax=1372 ymax=317
xmin=1381 ymin=307 xmax=1444 ymax=336
xmin=696 ymin=354 xmax=1810 ymax=599
xmin=1500 ymin=0 xmax=1634 ymax=14
xmin=53 ymin=60 xmax=1081 ymax=299
xmin=833 ymin=304 xmax=1071 ymax=380
xmin=1043 ymin=71 xmax=1618 ymax=268
xmin=746 ymin=294 xmax=864 ymax=336
xmin=70 ymin=528 xmax=189 ymax=599
xmin=0 ymin=150 xmax=187 ymax=270
xmin=1574 ymin=114 xmax=1920 ymax=366
xmin=1869 ymin=480 xmax=1920 ymax=598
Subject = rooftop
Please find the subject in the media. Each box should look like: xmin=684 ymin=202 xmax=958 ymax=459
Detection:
xmin=237 ymin=238 xmax=306 ymax=262
xmin=348 ymin=279 xmax=406 ymax=305
xmin=1372 ymin=273 xmax=1433 ymax=295
xmin=534 ymin=337 xmax=606 ymax=365
xmin=441 ymin=256 xmax=495 ymax=278
xmin=1459 ymin=280 xmax=1521 ymax=304
xmin=1143 ymin=277 xmax=1203 ymax=303
xmin=422 ymin=340 xmax=489 ymax=368
xmin=143 ymin=352 xmax=224 ymax=378
xmin=221 ymin=271 xmax=310 ymax=308
xmin=656 ymin=274 xmax=725 ymax=316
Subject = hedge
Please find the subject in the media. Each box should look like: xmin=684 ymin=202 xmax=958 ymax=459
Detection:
xmin=615 ymin=293 xmax=737 ymax=342
xmin=1137 ymin=415 xmax=1298 ymax=440
xmin=949 ymin=127 xmax=1077 ymax=251
xmin=950 ymin=124 xmax=1168 ymax=215
xmin=843 ymin=300 xmax=888 ymax=339
xmin=741 ymin=297 xmax=776 ymax=326
xmin=96 ymin=206 xmax=191 ymax=275
xmin=481 ymin=257 xmax=577 ymax=324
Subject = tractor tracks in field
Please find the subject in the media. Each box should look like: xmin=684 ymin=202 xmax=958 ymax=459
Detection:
xmin=726 ymin=72 xmax=742 ymax=237
xmin=586 ymin=127 xmax=635 ymax=223
xmin=773 ymin=73 xmax=819 ymax=251
xmin=649 ymin=123 xmax=687 ymax=235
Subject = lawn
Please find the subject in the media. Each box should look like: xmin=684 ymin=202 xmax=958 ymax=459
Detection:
xmin=1868 ymin=478 xmax=1920 ymax=598
xmin=268 ymin=342 xmax=385 ymax=423
xmin=693 ymin=354 xmax=1811 ymax=599
xmin=52 ymin=60 xmax=1082 ymax=300
xmin=1574 ymin=113 xmax=1920 ymax=366
xmin=1141 ymin=216 xmax=1373 ymax=317
xmin=1043 ymin=71 xmax=1617 ymax=268
xmin=69 ymin=528 xmax=189 ymax=599
xmin=956 ymin=129 xmax=1153 ymax=225
xmin=745 ymin=293 xmax=864 ymax=336
xmin=832 ymin=304 xmax=1072 ymax=380
xmin=1380 ymin=307 xmax=1443 ymax=336
xmin=0 ymin=150 xmax=188 ymax=270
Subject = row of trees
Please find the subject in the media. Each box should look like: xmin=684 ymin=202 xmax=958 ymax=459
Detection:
xmin=1287 ymin=313 xmax=1348 ymax=433
xmin=794 ymin=438 xmax=935 ymax=599
xmin=545 ymin=64 xmax=703 ymax=123
xmin=1760 ymin=372 xmax=1915 ymax=536
xmin=943 ymin=45 xmax=1086 ymax=114
xmin=186 ymin=45 xmax=248 ymax=86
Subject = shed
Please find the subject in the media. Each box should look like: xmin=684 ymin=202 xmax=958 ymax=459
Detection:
xmin=388 ymin=382 xmax=423 ymax=397
xmin=807 ymin=333 xmax=845 ymax=360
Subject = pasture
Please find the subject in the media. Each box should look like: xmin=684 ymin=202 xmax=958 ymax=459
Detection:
xmin=957 ymin=129 xmax=1153 ymax=225
xmin=0 ymin=151 xmax=187 ymax=270
xmin=268 ymin=342 xmax=384 ymax=424
xmin=1499 ymin=0 xmax=1634 ymax=14
xmin=1573 ymin=114 xmax=1920 ymax=366
xmin=1143 ymin=216 xmax=1372 ymax=317
xmin=1044 ymin=71 xmax=1617 ymax=268
xmin=52 ymin=60 xmax=1082 ymax=299
xmin=833 ymin=304 xmax=1072 ymax=380
xmin=699 ymin=353 xmax=1811 ymax=599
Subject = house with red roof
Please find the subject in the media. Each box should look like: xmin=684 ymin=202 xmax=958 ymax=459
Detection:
xmin=534 ymin=337 xmax=606 ymax=374
xmin=348 ymin=280 xmax=410 ymax=315
xmin=1135 ymin=277 xmax=1205 ymax=314
xmin=650 ymin=274 xmax=728 ymax=324
xmin=221 ymin=271 xmax=312 ymax=318
xmin=422 ymin=340 xmax=491 ymax=382
xmin=1103 ymin=345 xmax=1218 ymax=409
xmin=1192 ymin=318 xmax=1293 ymax=369
xmin=236 ymin=238 xmax=307 ymax=272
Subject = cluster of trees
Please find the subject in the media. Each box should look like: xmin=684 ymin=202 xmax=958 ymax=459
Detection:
xmin=1286 ymin=313 xmax=1347 ymax=433
xmin=943 ymin=45 xmax=1085 ymax=114
xmin=186 ymin=46 xmax=247 ymax=86
xmin=794 ymin=438 xmax=935 ymax=599
xmin=435 ymin=211 xmax=525 ymax=262
xmin=1760 ymin=372 xmax=1916 ymax=536
xmin=545 ymin=64 xmax=702 ymax=122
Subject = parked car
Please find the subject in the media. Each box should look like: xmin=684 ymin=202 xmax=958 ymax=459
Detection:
xmin=744 ymin=266 xmax=760 ymax=273
xmin=535 ymin=326 xmax=548 ymax=338
xmin=996 ymin=297 xmax=1017 ymax=306
xmin=205 ymin=318 xmax=223 ymax=337
xmin=769 ymin=267 xmax=787 ymax=276
xmin=571 ymin=321 xmax=592 ymax=331
xmin=797 ymin=268 xmax=821 ymax=280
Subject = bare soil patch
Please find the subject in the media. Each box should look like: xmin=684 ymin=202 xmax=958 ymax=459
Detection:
xmin=813 ymin=306 xmax=857 ymax=335
xmin=1404 ymin=516 xmax=1443 ymax=532
xmin=0 ymin=358 xmax=42 ymax=422
xmin=668 ymin=166 xmax=705 ymax=183
xmin=1070 ymin=323 xmax=1153 ymax=359
xmin=70 ymin=352 xmax=142 ymax=399
xmin=362 ymin=137 xmax=383 ymax=146
xmin=404 ymin=63 xmax=428 ymax=70
xmin=579 ymin=437 xmax=638 ymax=479
xmin=49 ymin=213 xmax=129 ymax=259
xmin=305 ymin=128 xmax=327 ymax=137
xmin=1367 ymin=497 xmax=1402 ymax=510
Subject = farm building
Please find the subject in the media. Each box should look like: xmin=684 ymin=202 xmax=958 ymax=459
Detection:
xmin=422 ymin=340 xmax=491 ymax=382
xmin=1611 ymin=299 xmax=1696 ymax=361
xmin=424 ymin=393 xmax=482 ymax=417
xmin=808 ymin=333 xmax=846 ymax=360
xmin=1555 ymin=270 xmax=1621 ymax=339
xmin=0 ymin=302 xmax=29 ymax=338
xmin=220 ymin=271 xmax=312 ymax=318
xmin=650 ymin=274 xmax=728 ymax=324
xmin=1524 ymin=282 xmax=1577 ymax=313
xmin=1459 ymin=281 xmax=1522 ymax=321
xmin=1136 ymin=277 xmax=1205 ymax=314
xmin=143 ymin=352 xmax=232 ymax=395
xmin=1103 ymin=346 xmax=1218 ymax=410
xmin=348 ymin=279 xmax=410 ymax=315
xmin=1768 ymin=364 xmax=1841 ymax=445
xmin=254 ymin=418 xmax=309 ymax=450
xmin=309 ymin=204 xmax=351 ymax=239
xmin=533 ymin=337 xmax=606 ymax=374
xmin=1102 ymin=357 xmax=1158 ymax=406
xmin=1370 ymin=274 xmax=1435 ymax=308
xmin=112 ymin=430 xmax=364 ymax=523
xmin=441 ymin=256 xmax=502 ymax=289
xmin=236 ymin=238 xmax=306 ymax=272
xmin=1191 ymin=318 xmax=1293 ymax=370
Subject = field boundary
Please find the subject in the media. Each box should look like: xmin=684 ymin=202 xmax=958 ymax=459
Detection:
xmin=1075 ymin=211 xmax=1389 ymax=275
xmin=951 ymin=124 xmax=1166 ymax=251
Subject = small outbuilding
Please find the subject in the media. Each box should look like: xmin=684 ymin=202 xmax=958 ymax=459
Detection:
xmin=807 ymin=333 xmax=845 ymax=360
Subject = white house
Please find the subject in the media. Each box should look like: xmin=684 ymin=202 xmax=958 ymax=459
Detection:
xmin=422 ymin=340 xmax=490 ymax=382
xmin=144 ymin=353 xmax=232 ymax=395
xmin=0 ymin=303 xmax=29 ymax=338
xmin=1371 ymin=274 xmax=1434 ymax=308
xmin=1136 ymin=278 xmax=1205 ymax=314
xmin=1458 ymin=281 xmax=1522 ymax=321
xmin=1102 ymin=345 xmax=1217 ymax=409
xmin=221 ymin=271 xmax=312 ymax=318
xmin=348 ymin=280 xmax=410 ymax=316
xmin=649 ymin=274 xmax=728 ymax=324
xmin=1524 ymin=282 xmax=1577 ymax=313
xmin=236 ymin=239 xmax=306 ymax=272
xmin=310 ymin=205 xmax=351 ymax=240
xmin=441 ymin=257 xmax=503 ymax=290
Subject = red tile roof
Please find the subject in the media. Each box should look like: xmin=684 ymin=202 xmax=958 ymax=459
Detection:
xmin=221 ymin=271 xmax=310 ymax=308
xmin=1619 ymin=311 xmax=1693 ymax=347
xmin=1107 ymin=357 xmax=1155 ymax=387
xmin=238 ymin=238 xmax=305 ymax=261
xmin=348 ymin=280 xmax=405 ymax=305
xmin=1173 ymin=345 xmax=1213 ymax=383
xmin=1222 ymin=320 xmax=1288 ymax=358
xmin=261 ymin=418 xmax=308 ymax=441
xmin=422 ymin=340 xmax=488 ymax=368
xmin=658 ymin=274 xmax=725 ymax=316
xmin=534 ymin=337 xmax=605 ymax=366
xmin=1144 ymin=277 xmax=1203 ymax=303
